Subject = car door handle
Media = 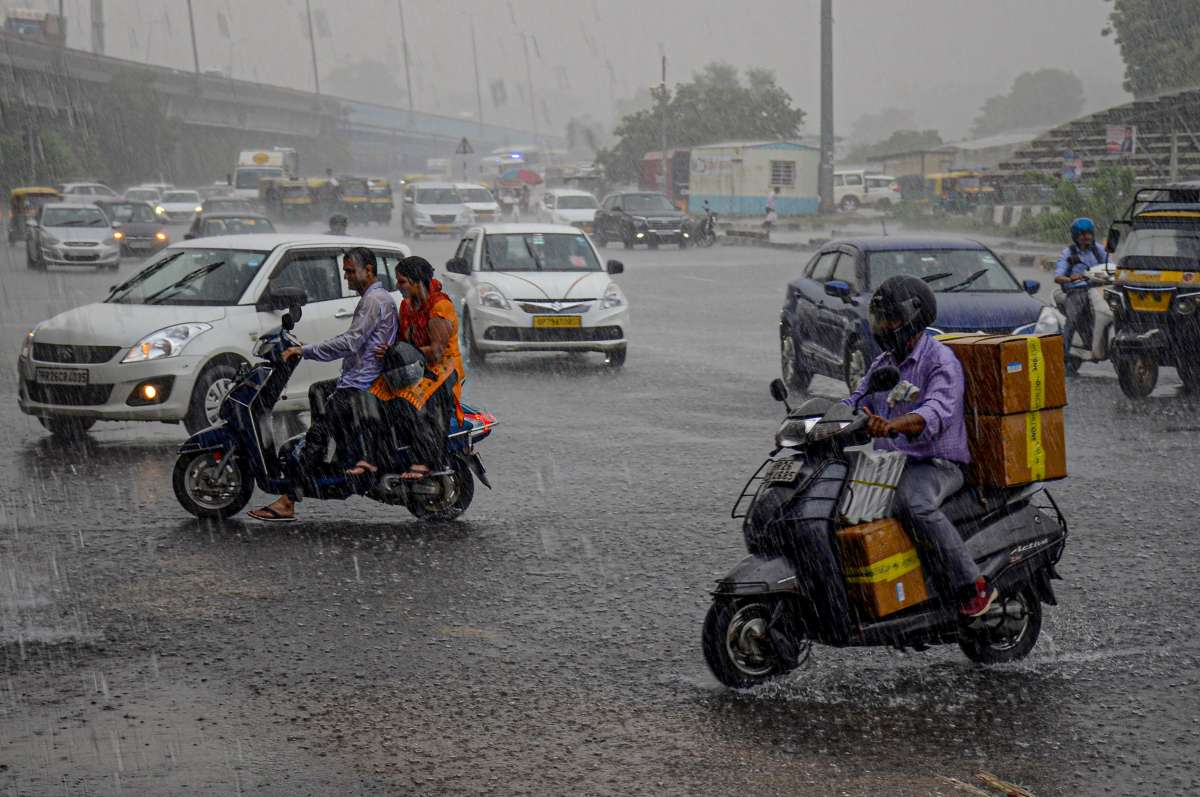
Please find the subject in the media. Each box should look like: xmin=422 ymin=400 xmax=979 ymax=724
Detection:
xmin=334 ymin=309 xmax=354 ymax=318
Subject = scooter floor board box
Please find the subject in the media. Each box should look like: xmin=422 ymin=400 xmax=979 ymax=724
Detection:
xmin=967 ymin=408 xmax=1067 ymax=487
xmin=938 ymin=333 xmax=1066 ymax=415
xmin=836 ymin=518 xmax=929 ymax=619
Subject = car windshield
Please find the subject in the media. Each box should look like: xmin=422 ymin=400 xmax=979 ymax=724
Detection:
xmin=558 ymin=195 xmax=598 ymax=209
xmin=281 ymin=185 xmax=309 ymax=197
xmin=202 ymin=217 xmax=273 ymax=235
xmin=620 ymin=194 xmax=675 ymax=213
xmin=109 ymin=203 xmax=157 ymax=223
xmin=1116 ymin=226 xmax=1200 ymax=268
xmin=482 ymin=233 xmax=601 ymax=272
xmin=107 ymin=247 xmax=268 ymax=305
xmin=416 ymin=188 xmax=460 ymax=204
xmin=868 ymin=249 xmax=1021 ymax=292
xmin=458 ymin=188 xmax=494 ymax=203
xmin=163 ymin=191 xmax=200 ymax=203
xmin=41 ymin=207 xmax=108 ymax=227
xmin=235 ymin=168 xmax=280 ymax=189
xmin=205 ymin=199 xmax=250 ymax=212
xmin=126 ymin=190 xmax=158 ymax=200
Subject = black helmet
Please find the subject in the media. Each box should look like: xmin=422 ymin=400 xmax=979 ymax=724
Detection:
xmin=329 ymin=213 xmax=348 ymax=233
xmin=380 ymin=341 xmax=426 ymax=390
xmin=869 ymin=275 xmax=937 ymax=360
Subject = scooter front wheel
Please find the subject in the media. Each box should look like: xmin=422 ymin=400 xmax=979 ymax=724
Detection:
xmin=173 ymin=451 xmax=254 ymax=520
xmin=702 ymin=599 xmax=795 ymax=688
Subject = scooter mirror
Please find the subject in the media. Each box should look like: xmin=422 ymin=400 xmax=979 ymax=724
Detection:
xmin=1105 ymin=228 xmax=1121 ymax=253
xmin=865 ymin=365 xmax=901 ymax=394
xmin=769 ymin=378 xmax=789 ymax=403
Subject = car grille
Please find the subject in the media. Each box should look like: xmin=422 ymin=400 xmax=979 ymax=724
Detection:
xmin=475 ymin=211 xmax=495 ymax=221
xmin=431 ymin=214 xmax=457 ymax=224
xmin=32 ymin=343 xmax=122 ymax=364
xmin=484 ymin=325 xmax=624 ymax=343
xmin=516 ymin=301 xmax=594 ymax=314
xmin=25 ymin=382 xmax=113 ymax=406
xmin=63 ymin=252 xmax=100 ymax=262
xmin=64 ymin=241 xmax=99 ymax=247
xmin=648 ymin=219 xmax=681 ymax=230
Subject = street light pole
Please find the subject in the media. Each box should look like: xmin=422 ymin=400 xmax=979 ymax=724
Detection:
xmin=818 ymin=0 xmax=834 ymax=214
xmin=521 ymin=33 xmax=539 ymax=145
xmin=660 ymin=54 xmax=669 ymax=198
xmin=470 ymin=19 xmax=485 ymax=136
xmin=396 ymin=0 xmax=414 ymax=112
xmin=304 ymin=0 xmax=321 ymax=95
xmin=185 ymin=0 xmax=200 ymax=75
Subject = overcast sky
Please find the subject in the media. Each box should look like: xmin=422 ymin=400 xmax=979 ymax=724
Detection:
xmin=24 ymin=0 xmax=1129 ymax=141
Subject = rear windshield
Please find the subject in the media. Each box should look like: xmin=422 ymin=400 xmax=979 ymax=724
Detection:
xmin=109 ymin=203 xmax=158 ymax=223
xmin=107 ymin=247 xmax=269 ymax=305
xmin=201 ymin=217 xmax=274 ymax=235
xmin=458 ymin=187 xmax=495 ymax=203
xmin=163 ymin=191 xmax=200 ymax=203
xmin=126 ymin=189 xmax=159 ymax=200
xmin=557 ymin=195 xmax=598 ymax=209
xmin=41 ymin=207 xmax=108 ymax=227
xmin=482 ymin=233 xmax=600 ymax=272
xmin=867 ymin=249 xmax=1021 ymax=292
xmin=235 ymin=168 xmax=280 ymax=189
xmin=416 ymin=188 xmax=460 ymax=204
xmin=618 ymin=194 xmax=675 ymax=213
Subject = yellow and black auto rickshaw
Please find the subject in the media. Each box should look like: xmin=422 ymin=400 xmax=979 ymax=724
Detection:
xmin=277 ymin=178 xmax=314 ymax=221
xmin=8 ymin=187 xmax=60 ymax=243
xmin=367 ymin=178 xmax=393 ymax=224
xmin=1104 ymin=186 xmax=1200 ymax=397
xmin=337 ymin=176 xmax=371 ymax=222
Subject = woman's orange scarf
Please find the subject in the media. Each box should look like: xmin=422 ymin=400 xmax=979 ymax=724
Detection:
xmin=400 ymin=278 xmax=451 ymax=349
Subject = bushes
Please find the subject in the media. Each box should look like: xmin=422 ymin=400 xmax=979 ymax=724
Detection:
xmin=1014 ymin=165 xmax=1136 ymax=242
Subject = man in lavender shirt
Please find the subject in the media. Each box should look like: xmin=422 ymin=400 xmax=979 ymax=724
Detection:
xmin=844 ymin=275 xmax=996 ymax=617
xmin=249 ymin=247 xmax=398 ymax=522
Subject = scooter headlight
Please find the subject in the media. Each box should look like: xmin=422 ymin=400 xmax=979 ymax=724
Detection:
xmin=1175 ymin=294 xmax=1199 ymax=315
xmin=775 ymin=417 xmax=819 ymax=448
xmin=122 ymin=322 xmax=212 ymax=363
xmin=1104 ymin=288 xmax=1124 ymax=313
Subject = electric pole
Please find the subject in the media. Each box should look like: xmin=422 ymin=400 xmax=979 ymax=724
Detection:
xmin=397 ymin=0 xmax=414 ymax=112
xmin=818 ymin=0 xmax=834 ymax=214
xmin=470 ymin=20 xmax=485 ymax=136
xmin=521 ymin=33 xmax=539 ymax=145
xmin=304 ymin=0 xmax=321 ymax=94
xmin=185 ymin=0 xmax=200 ymax=75
xmin=659 ymin=54 xmax=669 ymax=197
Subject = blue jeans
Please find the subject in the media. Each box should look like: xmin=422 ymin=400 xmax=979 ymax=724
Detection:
xmin=1062 ymin=288 xmax=1092 ymax=358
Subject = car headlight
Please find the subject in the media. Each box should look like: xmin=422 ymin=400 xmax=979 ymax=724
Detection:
xmin=155 ymin=206 xmax=166 ymax=216
xmin=41 ymin=234 xmax=61 ymax=247
xmin=1176 ymin=294 xmax=1199 ymax=315
xmin=632 ymin=216 xmax=648 ymax=228
xmin=194 ymin=205 xmax=203 ymax=213
xmin=121 ymin=322 xmax=212 ymax=363
xmin=155 ymin=231 xmax=168 ymax=241
xmin=601 ymin=282 xmax=625 ymax=309
xmin=775 ymin=417 xmax=819 ymax=449
xmin=113 ymin=230 xmax=125 ymax=240
xmin=20 ymin=329 xmax=34 ymax=360
xmin=415 ymin=211 xmax=431 ymax=222
xmin=477 ymin=283 xmax=509 ymax=310
xmin=1014 ymin=306 xmax=1063 ymax=336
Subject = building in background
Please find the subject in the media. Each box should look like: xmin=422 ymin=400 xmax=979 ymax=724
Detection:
xmin=688 ymin=140 xmax=819 ymax=215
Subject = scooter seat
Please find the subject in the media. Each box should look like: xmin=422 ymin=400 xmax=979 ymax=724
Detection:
xmin=940 ymin=484 xmax=1020 ymax=527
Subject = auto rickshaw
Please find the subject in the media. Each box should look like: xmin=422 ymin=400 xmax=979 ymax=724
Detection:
xmin=1104 ymin=186 xmax=1200 ymax=397
xmin=923 ymin=171 xmax=990 ymax=214
xmin=337 ymin=176 xmax=371 ymax=222
xmin=307 ymin=177 xmax=339 ymax=215
xmin=8 ymin=187 xmax=60 ymax=243
xmin=277 ymin=178 xmax=315 ymax=221
xmin=367 ymin=178 xmax=393 ymax=224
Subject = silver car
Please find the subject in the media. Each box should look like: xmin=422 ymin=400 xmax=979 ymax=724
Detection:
xmin=25 ymin=203 xmax=120 ymax=271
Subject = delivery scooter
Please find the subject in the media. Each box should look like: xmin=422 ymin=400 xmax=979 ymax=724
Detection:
xmin=1053 ymin=264 xmax=1115 ymax=375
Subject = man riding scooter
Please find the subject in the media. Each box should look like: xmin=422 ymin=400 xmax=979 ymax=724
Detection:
xmin=844 ymin=275 xmax=996 ymax=617
xmin=1055 ymin=217 xmax=1107 ymax=366
xmin=248 ymin=246 xmax=397 ymax=522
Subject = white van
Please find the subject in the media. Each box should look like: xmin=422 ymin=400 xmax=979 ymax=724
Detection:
xmin=833 ymin=170 xmax=902 ymax=211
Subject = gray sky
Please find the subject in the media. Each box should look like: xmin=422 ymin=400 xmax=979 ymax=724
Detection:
xmin=26 ymin=0 xmax=1128 ymax=141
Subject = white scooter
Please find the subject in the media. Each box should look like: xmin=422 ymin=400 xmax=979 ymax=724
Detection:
xmin=1052 ymin=264 xmax=1115 ymax=375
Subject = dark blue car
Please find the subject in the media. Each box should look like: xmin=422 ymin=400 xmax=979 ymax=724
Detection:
xmin=780 ymin=236 xmax=1062 ymax=391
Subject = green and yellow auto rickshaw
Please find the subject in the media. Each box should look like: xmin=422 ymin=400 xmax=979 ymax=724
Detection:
xmin=337 ymin=176 xmax=371 ymax=222
xmin=367 ymin=178 xmax=393 ymax=224
xmin=8 ymin=187 xmax=60 ymax=243
xmin=1104 ymin=186 xmax=1200 ymax=397
xmin=277 ymin=178 xmax=315 ymax=221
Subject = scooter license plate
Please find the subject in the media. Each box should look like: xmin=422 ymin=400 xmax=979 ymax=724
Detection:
xmin=766 ymin=460 xmax=802 ymax=484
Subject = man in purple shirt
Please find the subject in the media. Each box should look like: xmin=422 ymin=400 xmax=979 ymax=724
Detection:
xmin=249 ymin=246 xmax=398 ymax=522
xmin=844 ymin=275 xmax=996 ymax=617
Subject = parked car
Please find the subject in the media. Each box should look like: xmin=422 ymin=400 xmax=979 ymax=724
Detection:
xmin=93 ymin=199 xmax=171 ymax=256
xmin=159 ymin=189 xmax=203 ymax=223
xmin=454 ymin=183 xmax=501 ymax=223
xmin=779 ymin=236 xmax=1061 ymax=392
xmin=592 ymin=191 xmax=689 ymax=249
xmin=25 ymin=203 xmax=121 ymax=271
xmin=536 ymin=188 xmax=599 ymax=232
xmin=833 ymin=170 xmax=902 ymax=211
xmin=18 ymin=234 xmax=412 ymax=439
xmin=59 ymin=182 xmax=119 ymax=203
xmin=185 ymin=212 xmax=275 ymax=239
xmin=441 ymin=223 xmax=628 ymax=368
xmin=400 ymin=182 xmax=473 ymax=238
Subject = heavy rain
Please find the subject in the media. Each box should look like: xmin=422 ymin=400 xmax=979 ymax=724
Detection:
xmin=1 ymin=0 xmax=1198 ymax=794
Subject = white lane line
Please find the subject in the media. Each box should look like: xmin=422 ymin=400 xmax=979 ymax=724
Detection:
xmin=678 ymin=274 xmax=719 ymax=283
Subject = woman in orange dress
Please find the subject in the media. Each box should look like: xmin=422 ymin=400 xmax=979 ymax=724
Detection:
xmin=351 ymin=256 xmax=464 ymax=480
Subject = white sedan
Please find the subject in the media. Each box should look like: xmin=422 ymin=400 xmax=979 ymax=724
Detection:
xmin=535 ymin=188 xmax=599 ymax=232
xmin=442 ymin=224 xmax=628 ymax=368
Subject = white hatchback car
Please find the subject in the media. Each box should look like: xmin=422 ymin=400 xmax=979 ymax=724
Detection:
xmin=18 ymin=234 xmax=411 ymax=439
xmin=159 ymin=189 xmax=203 ymax=223
xmin=442 ymin=224 xmax=628 ymax=368
xmin=536 ymin=189 xmax=599 ymax=232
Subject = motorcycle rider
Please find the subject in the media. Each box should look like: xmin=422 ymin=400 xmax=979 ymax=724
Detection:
xmin=248 ymin=246 xmax=398 ymax=521
xmin=844 ymin=275 xmax=996 ymax=617
xmin=1055 ymin=217 xmax=1105 ymax=362
xmin=327 ymin=213 xmax=349 ymax=235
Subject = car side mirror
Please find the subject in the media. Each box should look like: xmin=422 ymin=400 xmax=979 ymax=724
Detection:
xmin=606 ymin=259 xmax=624 ymax=275
xmin=445 ymin=256 xmax=471 ymax=276
xmin=824 ymin=279 xmax=854 ymax=302
xmin=1105 ymin=228 xmax=1120 ymax=253
xmin=865 ymin=365 xmax=901 ymax=394
xmin=769 ymin=378 xmax=789 ymax=403
xmin=257 ymin=285 xmax=309 ymax=312
xmin=1023 ymin=279 xmax=1040 ymax=295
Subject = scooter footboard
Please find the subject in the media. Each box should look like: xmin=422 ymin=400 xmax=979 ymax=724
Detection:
xmin=711 ymin=555 xmax=802 ymax=596
xmin=178 ymin=425 xmax=235 ymax=455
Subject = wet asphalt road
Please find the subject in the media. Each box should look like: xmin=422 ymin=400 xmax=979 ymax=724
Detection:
xmin=1 ymin=223 xmax=1198 ymax=796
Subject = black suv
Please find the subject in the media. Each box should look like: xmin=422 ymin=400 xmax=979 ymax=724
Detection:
xmin=593 ymin=192 xmax=689 ymax=249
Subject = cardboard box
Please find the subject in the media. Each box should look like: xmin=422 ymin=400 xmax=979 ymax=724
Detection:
xmin=836 ymin=517 xmax=929 ymax=619
xmin=938 ymin=334 xmax=1066 ymax=415
xmin=966 ymin=408 xmax=1067 ymax=487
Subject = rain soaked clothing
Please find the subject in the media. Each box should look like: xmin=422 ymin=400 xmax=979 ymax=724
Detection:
xmin=1056 ymin=243 xmax=1104 ymax=356
xmin=893 ymin=458 xmax=979 ymax=597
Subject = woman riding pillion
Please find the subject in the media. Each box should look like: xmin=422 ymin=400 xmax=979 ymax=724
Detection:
xmin=349 ymin=256 xmax=465 ymax=480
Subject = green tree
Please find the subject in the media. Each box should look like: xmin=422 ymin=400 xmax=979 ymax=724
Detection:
xmin=971 ymin=68 xmax=1085 ymax=137
xmin=1103 ymin=0 xmax=1200 ymax=97
xmin=846 ymin=129 xmax=942 ymax=163
xmin=1016 ymin=164 xmax=1136 ymax=242
xmin=595 ymin=63 xmax=805 ymax=184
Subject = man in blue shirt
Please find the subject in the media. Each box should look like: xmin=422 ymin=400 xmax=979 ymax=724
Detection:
xmin=249 ymin=246 xmax=398 ymax=522
xmin=1055 ymin=217 xmax=1106 ymax=361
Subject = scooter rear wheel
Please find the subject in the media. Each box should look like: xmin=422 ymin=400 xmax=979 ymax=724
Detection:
xmin=702 ymin=599 xmax=795 ymax=688
xmin=173 ymin=451 xmax=254 ymax=520
xmin=957 ymin=584 xmax=1042 ymax=665
xmin=405 ymin=456 xmax=475 ymax=522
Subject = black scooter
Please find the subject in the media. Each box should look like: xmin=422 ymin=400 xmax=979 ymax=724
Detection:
xmin=702 ymin=367 xmax=1068 ymax=688
xmin=172 ymin=288 xmax=496 ymax=522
